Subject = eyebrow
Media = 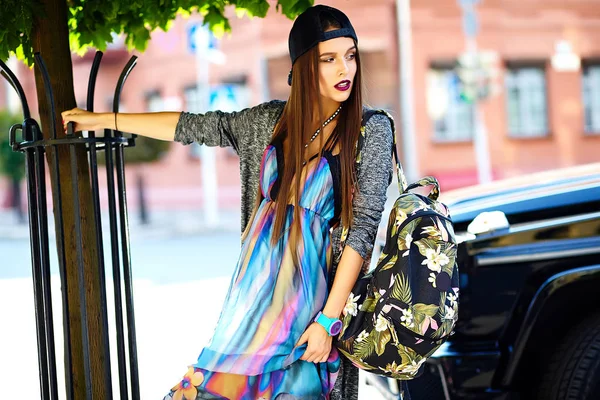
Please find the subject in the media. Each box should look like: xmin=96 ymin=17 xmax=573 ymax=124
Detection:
xmin=319 ymin=46 xmax=357 ymax=57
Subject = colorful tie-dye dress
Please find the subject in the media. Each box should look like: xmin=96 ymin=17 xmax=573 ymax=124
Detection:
xmin=164 ymin=136 xmax=342 ymax=400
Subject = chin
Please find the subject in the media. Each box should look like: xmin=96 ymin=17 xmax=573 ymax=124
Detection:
xmin=330 ymin=92 xmax=352 ymax=104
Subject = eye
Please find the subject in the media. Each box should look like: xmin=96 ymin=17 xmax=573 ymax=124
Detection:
xmin=346 ymin=53 xmax=356 ymax=61
xmin=321 ymin=57 xmax=335 ymax=63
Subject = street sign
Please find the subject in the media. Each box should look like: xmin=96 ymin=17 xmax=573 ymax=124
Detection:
xmin=462 ymin=7 xmax=479 ymax=37
xmin=209 ymin=84 xmax=248 ymax=112
xmin=187 ymin=23 xmax=217 ymax=54
xmin=455 ymin=50 xmax=501 ymax=102
xmin=458 ymin=0 xmax=481 ymax=8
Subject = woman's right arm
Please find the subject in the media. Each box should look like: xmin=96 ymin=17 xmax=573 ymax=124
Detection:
xmin=61 ymin=109 xmax=181 ymax=141
xmin=62 ymin=100 xmax=285 ymax=152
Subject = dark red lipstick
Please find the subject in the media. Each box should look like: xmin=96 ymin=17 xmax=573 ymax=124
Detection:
xmin=334 ymin=80 xmax=351 ymax=91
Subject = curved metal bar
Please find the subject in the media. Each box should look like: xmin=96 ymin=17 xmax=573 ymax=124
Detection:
xmin=28 ymin=118 xmax=73 ymax=400
xmin=87 ymin=52 xmax=103 ymax=114
xmin=103 ymin=113 xmax=128 ymax=398
xmin=14 ymin=136 xmax=129 ymax=151
xmin=112 ymin=56 xmax=138 ymax=115
xmin=33 ymin=54 xmax=58 ymax=140
xmin=113 ymin=55 xmax=140 ymax=400
xmin=86 ymin=51 xmax=114 ymax=398
xmin=18 ymin=121 xmax=50 ymax=400
xmin=9 ymin=123 xmax=21 ymax=151
xmin=0 ymin=59 xmax=31 ymax=118
xmin=32 ymin=53 xmax=60 ymax=400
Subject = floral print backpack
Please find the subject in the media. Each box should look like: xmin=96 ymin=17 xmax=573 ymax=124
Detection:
xmin=334 ymin=110 xmax=459 ymax=379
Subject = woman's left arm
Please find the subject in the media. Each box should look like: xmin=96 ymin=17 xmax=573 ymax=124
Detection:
xmin=323 ymin=113 xmax=394 ymax=319
xmin=297 ymin=114 xmax=394 ymax=362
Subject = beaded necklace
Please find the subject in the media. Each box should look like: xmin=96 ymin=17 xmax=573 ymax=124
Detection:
xmin=302 ymin=105 xmax=342 ymax=165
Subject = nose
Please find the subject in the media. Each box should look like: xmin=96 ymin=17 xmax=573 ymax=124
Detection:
xmin=338 ymin=59 xmax=349 ymax=77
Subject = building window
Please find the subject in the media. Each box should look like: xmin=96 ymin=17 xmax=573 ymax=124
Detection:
xmin=427 ymin=66 xmax=474 ymax=142
xmin=505 ymin=65 xmax=548 ymax=137
xmin=583 ymin=63 xmax=600 ymax=134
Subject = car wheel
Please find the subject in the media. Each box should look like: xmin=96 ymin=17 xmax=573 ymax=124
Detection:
xmin=536 ymin=312 xmax=600 ymax=400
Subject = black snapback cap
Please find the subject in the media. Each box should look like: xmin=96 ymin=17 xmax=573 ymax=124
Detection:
xmin=288 ymin=5 xmax=358 ymax=66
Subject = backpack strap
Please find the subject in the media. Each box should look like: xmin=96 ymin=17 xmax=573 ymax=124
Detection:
xmin=357 ymin=109 xmax=407 ymax=193
xmin=337 ymin=109 xmax=407 ymax=265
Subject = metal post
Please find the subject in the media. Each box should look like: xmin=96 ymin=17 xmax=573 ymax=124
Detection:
xmin=33 ymin=54 xmax=64 ymax=400
xmin=195 ymin=25 xmax=219 ymax=227
xmin=459 ymin=0 xmax=493 ymax=184
xmin=1 ymin=52 xmax=140 ymax=400
xmin=104 ymin=123 xmax=129 ymax=399
xmin=20 ymin=119 xmax=52 ymax=400
xmin=396 ymin=0 xmax=420 ymax=182
xmin=113 ymin=56 xmax=141 ymax=400
xmin=86 ymin=51 xmax=114 ymax=397
xmin=3 ymin=74 xmax=52 ymax=399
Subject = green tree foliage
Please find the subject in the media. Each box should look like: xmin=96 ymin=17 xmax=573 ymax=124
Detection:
xmin=0 ymin=0 xmax=313 ymax=65
xmin=0 ymin=110 xmax=24 ymax=181
xmin=95 ymin=135 xmax=170 ymax=164
xmin=0 ymin=110 xmax=25 ymax=221
xmin=124 ymin=136 xmax=170 ymax=164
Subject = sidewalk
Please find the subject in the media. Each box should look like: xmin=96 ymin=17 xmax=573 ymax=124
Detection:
xmin=0 ymin=184 xmax=399 ymax=241
xmin=0 ymin=274 xmax=392 ymax=399
xmin=0 ymin=195 xmax=400 ymax=398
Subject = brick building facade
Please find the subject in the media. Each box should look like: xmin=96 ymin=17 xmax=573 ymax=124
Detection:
xmin=1 ymin=0 xmax=599 ymax=211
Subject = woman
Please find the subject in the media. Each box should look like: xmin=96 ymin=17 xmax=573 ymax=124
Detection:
xmin=62 ymin=5 xmax=395 ymax=400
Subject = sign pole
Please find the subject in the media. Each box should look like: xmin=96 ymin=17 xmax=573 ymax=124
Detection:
xmin=459 ymin=0 xmax=493 ymax=184
xmin=194 ymin=25 xmax=219 ymax=227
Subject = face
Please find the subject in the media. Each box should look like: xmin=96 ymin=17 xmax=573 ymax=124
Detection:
xmin=317 ymin=36 xmax=357 ymax=109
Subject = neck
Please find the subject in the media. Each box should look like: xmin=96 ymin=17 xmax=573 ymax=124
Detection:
xmin=312 ymin=99 xmax=341 ymax=129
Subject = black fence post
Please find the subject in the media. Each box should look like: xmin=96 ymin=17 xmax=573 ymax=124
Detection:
xmin=1 ymin=52 xmax=140 ymax=400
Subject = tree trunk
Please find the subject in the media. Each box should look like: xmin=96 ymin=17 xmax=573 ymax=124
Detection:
xmin=32 ymin=0 xmax=108 ymax=398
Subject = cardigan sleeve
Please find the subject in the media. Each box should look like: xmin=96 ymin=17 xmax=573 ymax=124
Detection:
xmin=173 ymin=100 xmax=285 ymax=155
xmin=344 ymin=113 xmax=394 ymax=261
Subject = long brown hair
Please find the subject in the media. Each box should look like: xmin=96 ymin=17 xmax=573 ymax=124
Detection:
xmin=244 ymin=20 xmax=363 ymax=266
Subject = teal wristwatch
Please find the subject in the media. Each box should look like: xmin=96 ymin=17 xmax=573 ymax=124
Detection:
xmin=313 ymin=311 xmax=343 ymax=336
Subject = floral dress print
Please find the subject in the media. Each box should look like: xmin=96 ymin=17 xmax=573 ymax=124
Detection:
xmin=164 ymin=135 xmax=343 ymax=400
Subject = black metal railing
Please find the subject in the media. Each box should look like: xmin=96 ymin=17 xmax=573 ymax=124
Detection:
xmin=0 ymin=51 xmax=140 ymax=400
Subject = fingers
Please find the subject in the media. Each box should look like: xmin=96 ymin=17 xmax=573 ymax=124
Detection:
xmin=62 ymin=118 xmax=73 ymax=133
xmin=61 ymin=108 xmax=83 ymax=122
xmin=297 ymin=323 xmax=332 ymax=363
xmin=300 ymin=348 xmax=330 ymax=363
xmin=295 ymin=332 xmax=308 ymax=348
xmin=299 ymin=342 xmax=331 ymax=363
xmin=61 ymin=108 xmax=91 ymax=133
xmin=61 ymin=108 xmax=77 ymax=121
xmin=61 ymin=109 xmax=75 ymax=132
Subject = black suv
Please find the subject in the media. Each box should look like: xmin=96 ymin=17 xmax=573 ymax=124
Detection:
xmin=388 ymin=165 xmax=600 ymax=400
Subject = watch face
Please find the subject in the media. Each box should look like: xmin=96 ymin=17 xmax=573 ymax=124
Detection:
xmin=330 ymin=320 xmax=343 ymax=336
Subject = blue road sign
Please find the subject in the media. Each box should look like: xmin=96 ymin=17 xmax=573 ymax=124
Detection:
xmin=462 ymin=7 xmax=479 ymax=37
xmin=187 ymin=23 xmax=217 ymax=54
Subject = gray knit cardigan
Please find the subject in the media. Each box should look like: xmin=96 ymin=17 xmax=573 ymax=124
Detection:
xmin=174 ymin=100 xmax=394 ymax=400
